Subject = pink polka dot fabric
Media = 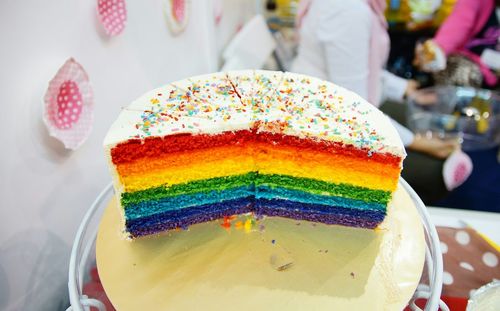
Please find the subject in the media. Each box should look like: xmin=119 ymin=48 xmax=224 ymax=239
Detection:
xmin=437 ymin=226 xmax=500 ymax=298
xmin=43 ymin=58 xmax=94 ymax=150
xmin=164 ymin=0 xmax=189 ymax=35
xmin=172 ymin=0 xmax=185 ymax=23
xmin=213 ymin=0 xmax=223 ymax=26
xmin=97 ymin=0 xmax=127 ymax=37
xmin=55 ymin=81 xmax=83 ymax=129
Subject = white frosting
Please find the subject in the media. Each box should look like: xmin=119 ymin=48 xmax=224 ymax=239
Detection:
xmin=103 ymin=71 xmax=405 ymax=157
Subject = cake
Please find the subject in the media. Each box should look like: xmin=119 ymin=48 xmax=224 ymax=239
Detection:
xmin=104 ymin=70 xmax=405 ymax=238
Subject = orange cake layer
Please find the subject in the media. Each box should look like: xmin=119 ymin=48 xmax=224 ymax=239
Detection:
xmin=116 ymin=143 xmax=399 ymax=178
xmin=116 ymin=143 xmax=400 ymax=193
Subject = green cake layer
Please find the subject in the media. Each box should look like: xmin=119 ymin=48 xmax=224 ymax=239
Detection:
xmin=121 ymin=173 xmax=391 ymax=208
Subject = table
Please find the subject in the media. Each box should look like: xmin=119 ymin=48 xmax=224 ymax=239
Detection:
xmin=428 ymin=207 xmax=500 ymax=245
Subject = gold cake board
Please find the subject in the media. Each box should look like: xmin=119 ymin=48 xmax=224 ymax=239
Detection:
xmin=96 ymin=184 xmax=425 ymax=311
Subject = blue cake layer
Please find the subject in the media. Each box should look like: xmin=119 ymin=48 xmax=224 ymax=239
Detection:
xmin=124 ymin=186 xmax=386 ymax=221
xmin=126 ymin=196 xmax=386 ymax=237
xmin=126 ymin=197 xmax=253 ymax=237
xmin=256 ymin=186 xmax=384 ymax=211
xmin=124 ymin=186 xmax=254 ymax=220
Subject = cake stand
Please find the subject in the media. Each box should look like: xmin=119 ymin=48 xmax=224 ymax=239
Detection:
xmin=66 ymin=179 xmax=448 ymax=311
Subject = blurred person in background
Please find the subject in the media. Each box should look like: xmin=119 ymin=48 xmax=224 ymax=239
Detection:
xmin=291 ymin=0 xmax=461 ymax=202
xmin=414 ymin=0 xmax=499 ymax=87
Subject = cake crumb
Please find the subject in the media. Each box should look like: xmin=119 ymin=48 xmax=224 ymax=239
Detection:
xmin=277 ymin=262 xmax=294 ymax=271
xmin=234 ymin=221 xmax=244 ymax=229
xmin=270 ymin=254 xmax=294 ymax=271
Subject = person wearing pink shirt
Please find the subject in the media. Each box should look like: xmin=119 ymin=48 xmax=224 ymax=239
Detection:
xmin=415 ymin=0 xmax=499 ymax=87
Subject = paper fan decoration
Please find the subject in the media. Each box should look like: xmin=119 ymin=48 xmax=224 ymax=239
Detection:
xmin=43 ymin=58 xmax=94 ymax=150
xmin=164 ymin=0 xmax=190 ymax=35
xmin=214 ymin=0 xmax=223 ymax=26
xmin=97 ymin=0 xmax=127 ymax=36
xmin=442 ymin=149 xmax=473 ymax=191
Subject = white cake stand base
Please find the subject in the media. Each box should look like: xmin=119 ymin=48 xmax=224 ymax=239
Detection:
xmin=94 ymin=183 xmax=426 ymax=311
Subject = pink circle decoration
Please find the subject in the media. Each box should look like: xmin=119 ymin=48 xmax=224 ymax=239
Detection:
xmin=164 ymin=0 xmax=190 ymax=35
xmin=43 ymin=58 xmax=94 ymax=150
xmin=97 ymin=0 xmax=127 ymax=37
xmin=172 ymin=0 xmax=185 ymax=23
xmin=442 ymin=149 xmax=473 ymax=191
xmin=55 ymin=81 xmax=83 ymax=129
xmin=213 ymin=0 xmax=223 ymax=26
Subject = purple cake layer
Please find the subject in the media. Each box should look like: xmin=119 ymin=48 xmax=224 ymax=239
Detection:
xmin=253 ymin=199 xmax=385 ymax=229
xmin=126 ymin=196 xmax=386 ymax=237
xmin=127 ymin=197 xmax=253 ymax=237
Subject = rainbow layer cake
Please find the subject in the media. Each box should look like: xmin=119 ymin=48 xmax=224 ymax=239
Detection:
xmin=104 ymin=71 xmax=405 ymax=238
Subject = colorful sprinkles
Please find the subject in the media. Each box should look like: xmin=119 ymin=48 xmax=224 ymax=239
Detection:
xmin=131 ymin=71 xmax=390 ymax=153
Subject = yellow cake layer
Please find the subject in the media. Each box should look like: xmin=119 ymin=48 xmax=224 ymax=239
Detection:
xmin=118 ymin=151 xmax=398 ymax=193
xmin=256 ymin=154 xmax=398 ymax=192
xmin=120 ymin=155 xmax=255 ymax=192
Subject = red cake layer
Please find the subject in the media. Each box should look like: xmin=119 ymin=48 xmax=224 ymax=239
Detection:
xmin=110 ymin=130 xmax=402 ymax=166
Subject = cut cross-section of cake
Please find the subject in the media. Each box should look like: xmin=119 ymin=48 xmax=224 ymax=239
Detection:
xmin=104 ymin=70 xmax=405 ymax=238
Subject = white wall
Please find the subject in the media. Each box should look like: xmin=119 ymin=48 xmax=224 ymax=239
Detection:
xmin=0 ymin=0 xmax=255 ymax=310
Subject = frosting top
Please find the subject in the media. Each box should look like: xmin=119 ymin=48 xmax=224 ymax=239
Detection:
xmin=104 ymin=70 xmax=405 ymax=156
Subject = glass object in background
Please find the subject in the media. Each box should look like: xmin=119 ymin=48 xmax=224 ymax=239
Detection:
xmin=275 ymin=0 xmax=299 ymax=25
xmin=263 ymin=0 xmax=298 ymax=71
xmin=265 ymin=0 xmax=299 ymax=31
xmin=407 ymin=86 xmax=500 ymax=151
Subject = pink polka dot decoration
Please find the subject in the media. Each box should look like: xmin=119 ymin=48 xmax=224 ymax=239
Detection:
xmin=97 ymin=0 xmax=127 ymax=37
xmin=172 ymin=0 xmax=185 ymax=22
xmin=55 ymin=81 xmax=83 ymax=129
xmin=442 ymin=149 xmax=473 ymax=191
xmin=213 ymin=0 xmax=223 ymax=26
xmin=164 ymin=0 xmax=190 ymax=35
xmin=43 ymin=58 xmax=94 ymax=150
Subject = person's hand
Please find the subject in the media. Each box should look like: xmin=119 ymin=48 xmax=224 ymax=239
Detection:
xmin=413 ymin=41 xmax=425 ymax=69
xmin=405 ymin=80 xmax=438 ymax=106
xmin=410 ymin=90 xmax=438 ymax=105
xmin=404 ymin=79 xmax=419 ymax=99
xmin=408 ymin=135 xmax=459 ymax=159
xmin=413 ymin=40 xmax=446 ymax=72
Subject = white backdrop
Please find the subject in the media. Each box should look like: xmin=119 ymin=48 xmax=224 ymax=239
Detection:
xmin=0 ymin=0 xmax=256 ymax=310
